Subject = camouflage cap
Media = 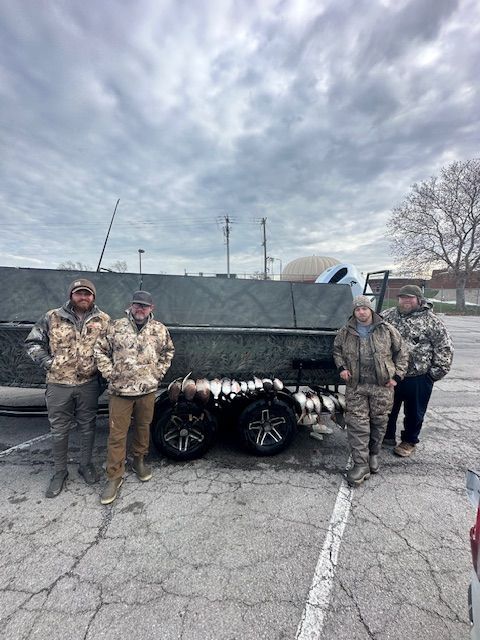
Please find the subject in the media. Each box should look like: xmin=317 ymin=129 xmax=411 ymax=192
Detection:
xmin=352 ymin=295 xmax=374 ymax=311
xmin=131 ymin=290 xmax=153 ymax=306
xmin=398 ymin=284 xmax=423 ymax=298
xmin=69 ymin=278 xmax=96 ymax=298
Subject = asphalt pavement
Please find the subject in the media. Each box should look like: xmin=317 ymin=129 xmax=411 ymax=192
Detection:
xmin=0 ymin=315 xmax=478 ymax=640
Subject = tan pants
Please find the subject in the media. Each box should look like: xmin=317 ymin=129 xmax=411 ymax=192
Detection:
xmin=106 ymin=392 xmax=155 ymax=479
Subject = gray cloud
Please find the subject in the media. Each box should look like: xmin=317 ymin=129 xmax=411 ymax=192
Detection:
xmin=0 ymin=0 xmax=479 ymax=278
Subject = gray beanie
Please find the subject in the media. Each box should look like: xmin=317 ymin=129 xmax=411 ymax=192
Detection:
xmin=352 ymin=295 xmax=375 ymax=312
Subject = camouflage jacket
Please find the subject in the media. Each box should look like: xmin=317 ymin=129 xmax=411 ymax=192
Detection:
xmin=382 ymin=303 xmax=453 ymax=380
xmin=25 ymin=303 xmax=110 ymax=386
xmin=94 ymin=313 xmax=175 ymax=396
xmin=333 ymin=314 xmax=408 ymax=387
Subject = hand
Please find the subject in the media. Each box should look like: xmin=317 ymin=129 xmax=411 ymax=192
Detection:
xmin=385 ymin=379 xmax=397 ymax=388
xmin=340 ymin=369 xmax=352 ymax=382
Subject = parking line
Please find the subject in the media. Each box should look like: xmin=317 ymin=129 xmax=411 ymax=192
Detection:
xmin=295 ymin=474 xmax=354 ymax=640
xmin=0 ymin=433 xmax=51 ymax=458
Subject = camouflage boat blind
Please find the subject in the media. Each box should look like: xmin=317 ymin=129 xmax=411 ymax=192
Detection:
xmin=0 ymin=267 xmax=353 ymax=387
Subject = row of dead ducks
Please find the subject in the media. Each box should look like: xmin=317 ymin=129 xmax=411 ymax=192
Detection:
xmin=167 ymin=374 xmax=286 ymax=405
xmin=167 ymin=373 xmax=346 ymax=416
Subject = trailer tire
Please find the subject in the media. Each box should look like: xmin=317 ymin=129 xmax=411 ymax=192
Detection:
xmin=151 ymin=401 xmax=216 ymax=461
xmin=238 ymin=397 xmax=296 ymax=456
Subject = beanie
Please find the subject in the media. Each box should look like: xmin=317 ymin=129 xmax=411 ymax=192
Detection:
xmin=352 ymin=295 xmax=375 ymax=312
xmin=398 ymin=284 xmax=423 ymax=298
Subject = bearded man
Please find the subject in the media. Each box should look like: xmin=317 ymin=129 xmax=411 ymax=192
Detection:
xmin=26 ymin=278 xmax=110 ymax=497
xmin=382 ymin=285 xmax=454 ymax=457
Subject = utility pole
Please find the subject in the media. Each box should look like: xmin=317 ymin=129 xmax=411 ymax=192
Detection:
xmin=260 ymin=217 xmax=267 ymax=279
xmin=222 ymin=215 xmax=231 ymax=277
xmin=96 ymin=199 xmax=120 ymax=272
xmin=138 ymin=249 xmax=145 ymax=290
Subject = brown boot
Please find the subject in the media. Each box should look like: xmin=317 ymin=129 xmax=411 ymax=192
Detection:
xmin=100 ymin=478 xmax=123 ymax=505
xmin=394 ymin=442 xmax=416 ymax=457
xmin=132 ymin=456 xmax=152 ymax=482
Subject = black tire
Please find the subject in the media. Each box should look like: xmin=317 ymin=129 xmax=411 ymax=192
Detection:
xmin=151 ymin=401 xmax=216 ymax=461
xmin=237 ymin=397 xmax=297 ymax=456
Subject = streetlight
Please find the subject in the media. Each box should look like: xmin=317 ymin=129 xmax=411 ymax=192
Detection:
xmin=138 ymin=249 xmax=145 ymax=290
xmin=267 ymin=256 xmax=283 ymax=280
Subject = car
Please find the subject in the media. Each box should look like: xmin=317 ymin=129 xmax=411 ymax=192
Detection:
xmin=467 ymin=469 xmax=480 ymax=639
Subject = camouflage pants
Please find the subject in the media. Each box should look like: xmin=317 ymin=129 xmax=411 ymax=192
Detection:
xmin=345 ymin=383 xmax=394 ymax=465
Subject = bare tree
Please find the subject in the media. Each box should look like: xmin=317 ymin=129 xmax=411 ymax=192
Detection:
xmin=57 ymin=261 xmax=92 ymax=271
xmin=388 ymin=158 xmax=480 ymax=311
xmin=108 ymin=260 xmax=128 ymax=273
xmin=250 ymin=271 xmax=271 ymax=280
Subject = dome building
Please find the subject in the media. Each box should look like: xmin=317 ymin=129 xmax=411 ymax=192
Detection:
xmin=282 ymin=256 xmax=340 ymax=283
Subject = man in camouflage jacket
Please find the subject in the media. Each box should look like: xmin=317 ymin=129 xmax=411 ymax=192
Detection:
xmin=95 ymin=290 xmax=175 ymax=505
xmin=382 ymin=284 xmax=454 ymax=457
xmin=333 ymin=295 xmax=408 ymax=486
xmin=25 ymin=278 xmax=110 ymax=498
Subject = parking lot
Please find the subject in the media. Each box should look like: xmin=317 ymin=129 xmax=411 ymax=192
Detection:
xmin=0 ymin=315 xmax=478 ymax=640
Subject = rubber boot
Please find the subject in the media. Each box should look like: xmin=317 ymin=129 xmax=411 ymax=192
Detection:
xmin=100 ymin=478 xmax=123 ymax=505
xmin=346 ymin=464 xmax=370 ymax=487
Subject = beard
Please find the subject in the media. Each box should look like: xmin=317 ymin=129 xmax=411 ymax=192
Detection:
xmin=72 ymin=300 xmax=93 ymax=314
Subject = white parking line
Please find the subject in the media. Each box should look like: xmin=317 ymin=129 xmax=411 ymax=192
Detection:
xmin=296 ymin=475 xmax=354 ymax=640
xmin=0 ymin=433 xmax=51 ymax=458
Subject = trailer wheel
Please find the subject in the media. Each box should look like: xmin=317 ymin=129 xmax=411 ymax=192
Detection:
xmin=237 ymin=397 xmax=296 ymax=456
xmin=151 ymin=401 xmax=216 ymax=461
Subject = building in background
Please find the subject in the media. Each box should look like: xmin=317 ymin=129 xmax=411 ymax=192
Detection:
xmin=281 ymin=256 xmax=340 ymax=283
xmin=429 ymin=269 xmax=480 ymax=305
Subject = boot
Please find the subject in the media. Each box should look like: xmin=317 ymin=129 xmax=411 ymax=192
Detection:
xmin=100 ymin=478 xmax=123 ymax=505
xmin=394 ymin=442 xmax=416 ymax=457
xmin=369 ymin=454 xmax=380 ymax=474
xmin=382 ymin=437 xmax=397 ymax=447
xmin=46 ymin=470 xmax=68 ymax=498
xmin=78 ymin=463 xmax=100 ymax=485
xmin=132 ymin=456 xmax=152 ymax=482
xmin=346 ymin=464 xmax=370 ymax=487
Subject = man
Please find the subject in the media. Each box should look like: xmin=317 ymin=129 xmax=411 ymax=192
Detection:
xmin=95 ymin=290 xmax=174 ymax=505
xmin=333 ymin=295 xmax=408 ymax=486
xmin=382 ymin=284 xmax=454 ymax=457
xmin=25 ymin=278 xmax=110 ymax=498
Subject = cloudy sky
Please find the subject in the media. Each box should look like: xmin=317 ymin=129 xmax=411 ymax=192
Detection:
xmin=0 ymin=0 xmax=479 ymax=278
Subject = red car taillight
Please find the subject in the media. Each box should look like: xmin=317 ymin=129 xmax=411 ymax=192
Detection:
xmin=470 ymin=506 xmax=480 ymax=578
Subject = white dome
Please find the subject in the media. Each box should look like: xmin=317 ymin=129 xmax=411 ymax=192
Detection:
xmin=282 ymin=256 xmax=340 ymax=282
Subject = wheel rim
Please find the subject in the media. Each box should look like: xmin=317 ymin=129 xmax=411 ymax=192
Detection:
xmin=163 ymin=412 xmax=207 ymax=453
xmin=247 ymin=408 xmax=287 ymax=447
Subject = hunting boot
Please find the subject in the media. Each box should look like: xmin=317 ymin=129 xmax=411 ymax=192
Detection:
xmin=78 ymin=463 xmax=100 ymax=485
xmin=100 ymin=478 xmax=123 ymax=505
xmin=346 ymin=464 xmax=370 ymax=487
xmin=369 ymin=454 xmax=380 ymax=474
xmin=132 ymin=456 xmax=152 ymax=482
xmin=46 ymin=470 xmax=68 ymax=498
xmin=394 ymin=442 xmax=416 ymax=457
